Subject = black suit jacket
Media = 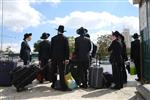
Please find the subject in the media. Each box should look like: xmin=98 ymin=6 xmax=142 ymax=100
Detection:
xmin=131 ymin=39 xmax=140 ymax=61
xmin=51 ymin=34 xmax=69 ymax=60
xmin=108 ymin=39 xmax=123 ymax=63
xmin=38 ymin=40 xmax=51 ymax=61
xmin=20 ymin=40 xmax=31 ymax=61
xmin=75 ymin=36 xmax=91 ymax=61
xmin=122 ymin=41 xmax=128 ymax=61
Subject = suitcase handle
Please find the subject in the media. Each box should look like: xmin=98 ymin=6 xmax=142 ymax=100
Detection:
xmin=94 ymin=55 xmax=100 ymax=66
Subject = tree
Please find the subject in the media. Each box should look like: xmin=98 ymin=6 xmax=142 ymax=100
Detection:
xmin=97 ymin=35 xmax=112 ymax=59
xmin=33 ymin=40 xmax=42 ymax=52
xmin=5 ymin=46 xmax=14 ymax=54
xmin=68 ymin=36 xmax=75 ymax=56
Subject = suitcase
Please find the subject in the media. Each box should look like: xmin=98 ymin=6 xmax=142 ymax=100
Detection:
xmin=11 ymin=64 xmax=40 ymax=92
xmin=89 ymin=64 xmax=104 ymax=89
xmin=36 ymin=61 xmax=52 ymax=82
xmin=0 ymin=60 xmax=17 ymax=86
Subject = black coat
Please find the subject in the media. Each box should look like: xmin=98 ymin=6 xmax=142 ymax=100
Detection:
xmin=108 ymin=39 xmax=123 ymax=63
xmin=122 ymin=41 xmax=128 ymax=61
xmin=131 ymin=39 xmax=140 ymax=61
xmin=38 ymin=40 xmax=51 ymax=61
xmin=75 ymin=36 xmax=91 ymax=61
xmin=20 ymin=40 xmax=31 ymax=61
xmin=51 ymin=34 xmax=69 ymax=60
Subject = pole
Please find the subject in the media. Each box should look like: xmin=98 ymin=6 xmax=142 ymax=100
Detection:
xmin=1 ymin=0 xmax=3 ymax=53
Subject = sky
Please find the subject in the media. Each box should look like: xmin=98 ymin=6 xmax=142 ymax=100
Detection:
xmin=0 ymin=0 xmax=139 ymax=53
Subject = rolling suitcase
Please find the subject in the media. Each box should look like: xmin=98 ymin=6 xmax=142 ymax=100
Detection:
xmin=89 ymin=64 xmax=104 ymax=89
xmin=0 ymin=60 xmax=17 ymax=86
xmin=11 ymin=64 xmax=40 ymax=92
xmin=36 ymin=61 xmax=52 ymax=83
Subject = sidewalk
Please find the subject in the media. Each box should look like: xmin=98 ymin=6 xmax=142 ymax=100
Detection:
xmin=0 ymin=64 xmax=140 ymax=100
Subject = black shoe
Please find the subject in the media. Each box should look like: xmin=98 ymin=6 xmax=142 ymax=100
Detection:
xmin=51 ymin=84 xmax=55 ymax=89
xmin=60 ymin=88 xmax=72 ymax=91
xmin=17 ymin=87 xmax=27 ymax=92
xmin=110 ymin=85 xmax=121 ymax=90
xmin=135 ymin=79 xmax=140 ymax=81
xmin=80 ymin=85 xmax=88 ymax=89
xmin=39 ymin=81 xmax=43 ymax=84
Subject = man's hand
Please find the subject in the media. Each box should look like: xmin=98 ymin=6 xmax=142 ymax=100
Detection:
xmin=64 ymin=60 xmax=69 ymax=64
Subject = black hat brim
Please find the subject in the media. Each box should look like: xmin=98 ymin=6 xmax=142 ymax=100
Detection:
xmin=23 ymin=33 xmax=32 ymax=40
xmin=40 ymin=34 xmax=50 ymax=39
xmin=132 ymin=34 xmax=139 ymax=39
xmin=56 ymin=29 xmax=66 ymax=32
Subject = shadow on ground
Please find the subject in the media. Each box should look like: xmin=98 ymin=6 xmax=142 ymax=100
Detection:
xmin=0 ymin=82 xmax=74 ymax=100
xmin=81 ymin=89 xmax=116 ymax=98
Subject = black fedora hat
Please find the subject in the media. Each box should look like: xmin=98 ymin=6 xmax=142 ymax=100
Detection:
xmin=23 ymin=33 xmax=32 ymax=40
xmin=76 ymin=27 xmax=88 ymax=35
xmin=112 ymin=31 xmax=120 ymax=38
xmin=40 ymin=32 xmax=50 ymax=39
xmin=132 ymin=33 xmax=139 ymax=39
xmin=56 ymin=25 xmax=66 ymax=33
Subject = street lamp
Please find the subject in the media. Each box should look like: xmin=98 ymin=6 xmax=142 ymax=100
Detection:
xmin=1 ymin=0 xmax=3 ymax=53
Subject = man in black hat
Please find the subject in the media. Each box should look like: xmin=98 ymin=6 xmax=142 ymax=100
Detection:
xmin=20 ymin=33 xmax=32 ymax=65
xmin=38 ymin=32 xmax=51 ymax=83
xmin=118 ymin=34 xmax=128 ymax=84
xmin=131 ymin=33 xmax=141 ymax=81
xmin=50 ymin=25 xmax=70 ymax=91
xmin=108 ymin=31 xmax=123 ymax=90
xmin=74 ymin=27 xmax=91 ymax=88
xmin=85 ymin=33 xmax=97 ymax=63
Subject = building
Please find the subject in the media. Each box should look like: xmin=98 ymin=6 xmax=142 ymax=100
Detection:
xmin=133 ymin=0 xmax=150 ymax=81
xmin=122 ymin=29 xmax=131 ymax=48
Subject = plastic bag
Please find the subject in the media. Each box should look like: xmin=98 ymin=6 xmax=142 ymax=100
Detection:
xmin=130 ymin=62 xmax=136 ymax=75
xmin=64 ymin=72 xmax=77 ymax=90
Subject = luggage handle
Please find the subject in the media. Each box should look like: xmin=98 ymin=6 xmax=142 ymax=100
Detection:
xmin=95 ymin=55 xmax=100 ymax=67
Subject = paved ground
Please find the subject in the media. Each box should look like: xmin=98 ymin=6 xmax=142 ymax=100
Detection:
xmin=0 ymin=64 xmax=141 ymax=100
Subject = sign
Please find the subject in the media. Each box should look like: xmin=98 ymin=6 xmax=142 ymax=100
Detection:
xmin=139 ymin=2 xmax=147 ymax=30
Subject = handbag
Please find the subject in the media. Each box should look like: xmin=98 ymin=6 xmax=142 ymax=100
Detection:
xmin=64 ymin=63 xmax=77 ymax=90
xmin=64 ymin=72 xmax=77 ymax=90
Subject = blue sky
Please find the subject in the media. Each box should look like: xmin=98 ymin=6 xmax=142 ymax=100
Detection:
xmin=0 ymin=0 xmax=139 ymax=52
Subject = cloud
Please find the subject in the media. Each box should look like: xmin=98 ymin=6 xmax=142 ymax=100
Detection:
xmin=128 ymin=0 xmax=139 ymax=7
xmin=29 ymin=0 xmax=61 ymax=4
xmin=49 ymin=11 xmax=139 ymax=41
xmin=0 ymin=0 xmax=45 ymax=32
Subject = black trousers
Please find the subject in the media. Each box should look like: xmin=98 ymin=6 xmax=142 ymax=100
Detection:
xmin=134 ymin=59 xmax=141 ymax=80
xmin=51 ymin=59 xmax=67 ymax=89
xmin=23 ymin=60 xmax=30 ymax=65
xmin=112 ymin=62 xmax=123 ymax=87
xmin=40 ymin=59 xmax=49 ymax=81
xmin=77 ymin=60 xmax=89 ymax=86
